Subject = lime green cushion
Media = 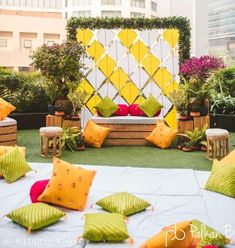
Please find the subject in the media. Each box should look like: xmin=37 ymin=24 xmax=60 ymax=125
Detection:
xmin=82 ymin=213 xmax=129 ymax=242
xmin=191 ymin=220 xmax=230 ymax=247
xmin=96 ymin=191 xmax=151 ymax=216
xmin=95 ymin=96 xmax=118 ymax=117
xmin=205 ymin=160 xmax=235 ymax=197
xmin=7 ymin=203 xmax=65 ymax=232
xmin=0 ymin=146 xmax=32 ymax=183
xmin=139 ymin=94 xmax=163 ymax=117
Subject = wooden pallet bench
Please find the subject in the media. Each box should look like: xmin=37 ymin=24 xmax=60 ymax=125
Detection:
xmin=92 ymin=116 xmax=161 ymax=146
xmin=0 ymin=117 xmax=17 ymax=146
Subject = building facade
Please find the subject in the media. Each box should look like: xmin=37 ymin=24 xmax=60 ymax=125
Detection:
xmin=0 ymin=2 xmax=66 ymax=71
xmin=62 ymin=0 xmax=158 ymax=19
xmin=208 ymin=0 xmax=235 ymax=64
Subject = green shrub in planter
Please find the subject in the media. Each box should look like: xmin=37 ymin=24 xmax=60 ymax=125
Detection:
xmin=209 ymin=66 xmax=235 ymax=97
xmin=0 ymin=68 xmax=49 ymax=113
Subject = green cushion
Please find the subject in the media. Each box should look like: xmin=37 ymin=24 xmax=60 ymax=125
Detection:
xmin=96 ymin=191 xmax=151 ymax=216
xmin=82 ymin=213 xmax=129 ymax=242
xmin=94 ymin=96 xmax=118 ymax=117
xmin=205 ymin=160 xmax=235 ymax=197
xmin=191 ymin=220 xmax=229 ymax=247
xmin=7 ymin=203 xmax=65 ymax=232
xmin=139 ymin=94 xmax=163 ymax=117
xmin=0 ymin=146 xmax=32 ymax=183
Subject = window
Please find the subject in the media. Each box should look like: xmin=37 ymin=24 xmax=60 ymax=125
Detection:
xmin=24 ymin=39 xmax=32 ymax=48
xmin=101 ymin=0 xmax=121 ymax=5
xmin=65 ymin=12 xmax=68 ymax=19
xmin=47 ymin=40 xmax=55 ymax=46
xmin=0 ymin=39 xmax=7 ymax=47
xmin=130 ymin=0 xmax=145 ymax=8
xmin=130 ymin=12 xmax=145 ymax=17
xmin=101 ymin=10 xmax=122 ymax=17
xmin=19 ymin=67 xmax=31 ymax=72
xmin=151 ymin=1 xmax=157 ymax=11
xmin=72 ymin=10 xmax=91 ymax=17
xmin=73 ymin=0 xmax=91 ymax=5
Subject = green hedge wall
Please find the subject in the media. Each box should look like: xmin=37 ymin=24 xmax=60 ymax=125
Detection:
xmin=66 ymin=16 xmax=191 ymax=65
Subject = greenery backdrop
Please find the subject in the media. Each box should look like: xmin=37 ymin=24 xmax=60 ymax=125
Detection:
xmin=66 ymin=16 xmax=191 ymax=65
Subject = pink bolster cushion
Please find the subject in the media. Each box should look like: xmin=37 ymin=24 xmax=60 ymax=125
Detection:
xmin=129 ymin=104 xmax=145 ymax=116
xmin=30 ymin=179 xmax=49 ymax=203
xmin=113 ymin=104 xmax=129 ymax=116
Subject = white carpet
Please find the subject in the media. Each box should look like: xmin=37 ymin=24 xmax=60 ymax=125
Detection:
xmin=0 ymin=163 xmax=234 ymax=248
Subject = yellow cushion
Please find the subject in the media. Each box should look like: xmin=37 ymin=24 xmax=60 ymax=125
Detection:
xmin=38 ymin=158 xmax=96 ymax=211
xmin=0 ymin=98 xmax=16 ymax=121
xmin=146 ymin=121 xmax=177 ymax=148
xmin=83 ymin=120 xmax=110 ymax=148
xmin=221 ymin=149 xmax=235 ymax=164
xmin=140 ymin=221 xmax=192 ymax=248
xmin=0 ymin=146 xmax=26 ymax=178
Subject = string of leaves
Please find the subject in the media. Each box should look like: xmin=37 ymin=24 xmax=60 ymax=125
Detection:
xmin=66 ymin=16 xmax=191 ymax=65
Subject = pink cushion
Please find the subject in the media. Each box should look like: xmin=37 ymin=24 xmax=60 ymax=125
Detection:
xmin=155 ymin=110 xmax=161 ymax=116
xmin=30 ymin=179 xmax=49 ymax=203
xmin=129 ymin=104 xmax=146 ymax=116
xmin=113 ymin=104 xmax=129 ymax=116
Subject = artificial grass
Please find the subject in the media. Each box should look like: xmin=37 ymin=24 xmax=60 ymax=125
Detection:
xmin=18 ymin=130 xmax=235 ymax=171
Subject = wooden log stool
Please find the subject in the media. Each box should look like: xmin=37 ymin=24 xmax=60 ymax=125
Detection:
xmin=206 ymin=128 xmax=229 ymax=160
xmin=40 ymin=127 xmax=62 ymax=157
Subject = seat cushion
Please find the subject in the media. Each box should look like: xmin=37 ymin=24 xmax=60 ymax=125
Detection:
xmin=82 ymin=213 xmax=129 ymax=242
xmin=92 ymin=115 xmax=162 ymax=125
xmin=94 ymin=96 xmax=119 ymax=117
xmin=38 ymin=158 xmax=96 ymax=210
xmin=83 ymin=120 xmax=110 ymax=148
xmin=139 ymin=95 xmax=163 ymax=117
xmin=0 ymin=146 xmax=31 ymax=183
xmin=205 ymin=159 xmax=235 ymax=198
xmin=146 ymin=121 xmax=177 ymax=148
xmin=0 ymin=117 xmax=17 ymax=127
xmin=7 ymin=203 xmax=65 ymax=232
xmin=96 ymin=191 xmax=151 ymax=216
xmin=206 ymin=128 xmax=229 ymax=137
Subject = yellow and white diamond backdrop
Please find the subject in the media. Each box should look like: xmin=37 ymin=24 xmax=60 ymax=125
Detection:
xmin=76 ymin=28 xmax=180 ymax=128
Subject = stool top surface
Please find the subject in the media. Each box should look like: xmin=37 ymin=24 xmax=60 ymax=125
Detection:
xmin=206 ymin=128 xmax=229 ymax=137
xmin=40 ymin=126 xmax=62 ymax=135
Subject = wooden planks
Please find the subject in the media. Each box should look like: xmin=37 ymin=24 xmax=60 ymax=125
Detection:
xmin=100 ymin=123 xmax=155 ymax=146
xmin=0 ymin=125 xmax=17 ymax=146
xmin=63 ymin=119 xmax=81 ymax=131
xmin=46 ymin=115 xmax=81 ymax=131
xmin=177 ymin=115 xmax=210 ymax=133
xmin=46 ymin=115 xmax=63 ymax=127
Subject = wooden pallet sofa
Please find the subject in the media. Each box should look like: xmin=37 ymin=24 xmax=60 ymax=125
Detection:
xmin=0 ymin=117 xmax=17 ymax=146
xmin=92 ymin=116 xmax=163 ymax=146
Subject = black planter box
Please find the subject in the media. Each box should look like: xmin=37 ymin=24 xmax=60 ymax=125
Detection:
xmin=9 ymin=113 xmax=47 ymax=130
xmin=210 ymin=114 xmax=235 ymax=132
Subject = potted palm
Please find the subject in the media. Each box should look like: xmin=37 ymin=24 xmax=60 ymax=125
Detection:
xmin=44 ymin=80 xmax=58 ymax=115
xmin=169 ymin=86 xmax=189 ymax=120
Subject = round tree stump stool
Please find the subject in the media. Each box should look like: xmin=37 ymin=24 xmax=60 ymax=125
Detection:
xmin=40 ymin=127 xmax=62 ymax=157
xmin=206 ymin=128 xmax=229 ymax=160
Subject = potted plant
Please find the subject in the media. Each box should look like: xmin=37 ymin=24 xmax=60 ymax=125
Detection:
xmin=169 ymin=86 xmax=189 ymax=120
xmin=180 ymin=124 xmax=208 ymax=151
xmin=182 ymin=141 xmax=193 ymax=152
xmin=60 ymin=126 xmax=79 ymax=151
xmin=180 ymin=55 xmax=225 ymax=118
xmin=75 ymin=132 xmax=86 ymax=151
xmin=209 ymin=67 xmax=235 ymax=131
xmin=45 ymin=80 xmax=58 ymax=115
xmin=67 ymin=87 xmax=88 ymax=120
xmin=31 ymin=40 xmax=86 ymax=110
xmin=189 ymin=97 xmax=201 ymax=117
